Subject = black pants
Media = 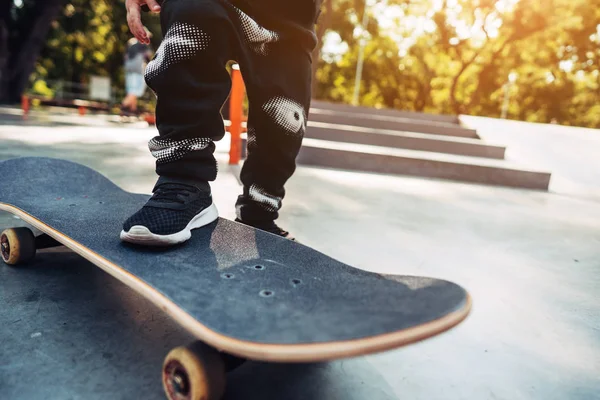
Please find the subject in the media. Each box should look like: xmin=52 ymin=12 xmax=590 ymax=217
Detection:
xmin=144 ymin=0 xmax=319 ymax=223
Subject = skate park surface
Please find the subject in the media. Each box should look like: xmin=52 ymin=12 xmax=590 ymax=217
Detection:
xmin=0 ymin=106 xmax=598 ymax=399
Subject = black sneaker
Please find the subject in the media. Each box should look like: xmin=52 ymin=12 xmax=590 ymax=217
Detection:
xmin=235 ymin=218 xmax=296 ymax=241
xmin=120 ymin=179 xmax=218 ymax=246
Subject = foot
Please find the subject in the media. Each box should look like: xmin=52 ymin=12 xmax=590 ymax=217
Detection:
xmin=235 ymin=218 xmax=296 ymax=241
xmin=120 ymin=104 xmax=140 ymax=117
xmin=121 ymin=180 xmax=218 ymax=246
xmin=120 ymin=104 xmax=133 ymax=116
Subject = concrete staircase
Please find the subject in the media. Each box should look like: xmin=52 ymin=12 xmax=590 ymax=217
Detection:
xmin=297 ymin=100 xmax=551 ymax=190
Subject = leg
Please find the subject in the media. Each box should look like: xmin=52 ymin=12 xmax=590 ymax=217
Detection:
xmin=121 ymin=94 xmax=131 ymax=109
xmin=130 ymin=96 xmax=138 ymax=112
xmin=232 ymin=11 xmax=315 ymax=229
xmin=145 ymin=0 xmax=237 ymax=184
xmin=123 ymin=74 xmax=143 ymax=113
xmin=121 ymin=0 xmax=239 ymax=246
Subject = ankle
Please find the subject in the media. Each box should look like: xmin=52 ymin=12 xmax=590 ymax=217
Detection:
xmin=155 ymin=176 xmax=211 ymax=193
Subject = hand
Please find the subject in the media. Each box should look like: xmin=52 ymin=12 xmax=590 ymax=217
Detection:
xmin=125 ymin=0 xmax=161 ymax=45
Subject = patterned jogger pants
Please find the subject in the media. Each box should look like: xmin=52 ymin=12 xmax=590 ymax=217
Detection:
xmin=144 ymin=0 xmax=319 ymax=223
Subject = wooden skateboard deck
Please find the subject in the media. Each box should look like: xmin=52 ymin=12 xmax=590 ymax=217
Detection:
xmin=0 ymin=157 xmax=471 ymax=398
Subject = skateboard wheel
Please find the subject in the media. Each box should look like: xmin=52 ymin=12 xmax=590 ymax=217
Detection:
xmin=162 ymin=342 xmax=226 ymax=400
xmin=1 ymin=228 xmax=36 ymax=266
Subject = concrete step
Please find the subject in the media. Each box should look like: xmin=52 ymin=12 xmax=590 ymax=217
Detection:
xmin=308 ymin=108 xmax=479 ymax=139
xmin=311 ymin=99 xmax=460 ymax=125
xmin=306 ymin=122 xmax=505 ymax=159
xmin=297 ymin=139 xmax=551 ymax=191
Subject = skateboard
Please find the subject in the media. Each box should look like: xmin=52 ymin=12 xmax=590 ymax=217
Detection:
xmin=0 ymin=157 xmax=472 ymax=400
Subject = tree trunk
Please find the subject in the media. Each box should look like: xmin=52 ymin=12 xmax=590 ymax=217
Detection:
xmin=449 ymin=50 xmax=481 ymax=114
xmin=415 ymin=61 xmax=433 ymax=112
xmin=1 ymin=0 xmax=66 ymax=103
xmin=0 ymin=2 xmax=12 ymax=103
xmin=415 ymin=77 xmax=431 ymax=112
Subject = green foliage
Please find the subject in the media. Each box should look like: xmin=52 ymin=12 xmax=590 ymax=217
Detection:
xmin=31 ymin=80 xmax=54 ymax=97
xmin=28 ymin=0 xmax=600 ymax=128
xmin=33 ymin=0 xmax=161 ymax=101
xmin=314 ymin=0 xmax=600 ymax=128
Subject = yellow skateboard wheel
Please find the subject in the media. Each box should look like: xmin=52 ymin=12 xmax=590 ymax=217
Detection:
xmin=162 ymin=341 xmax=226 ymax=400
xmin=1 ymin=227 xmax=36 ymax=266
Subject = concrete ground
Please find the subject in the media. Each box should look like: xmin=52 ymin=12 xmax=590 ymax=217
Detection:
xmin=1 ymin=106 xmax=599 ymax=399
xmin=462 ymin=115 xmax=600 ymax=202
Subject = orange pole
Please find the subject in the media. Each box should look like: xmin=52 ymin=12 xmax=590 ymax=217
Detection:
xmin=229 ymin=66 xmax=245 ymax=165
xmin=21 ymin=95 xmax=29 ymax=119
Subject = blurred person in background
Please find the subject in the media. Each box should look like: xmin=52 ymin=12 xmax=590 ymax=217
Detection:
xmin=121 ymin=28 xmax=153 ymax=115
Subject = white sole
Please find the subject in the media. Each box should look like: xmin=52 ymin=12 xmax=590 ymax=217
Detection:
xmin=120 ymin=203 xmax=219 ymax=246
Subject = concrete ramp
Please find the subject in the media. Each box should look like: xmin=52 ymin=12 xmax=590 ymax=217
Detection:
xmin=299 ymin=101 xmax=552 ymax=190
xmin=310 ymin=100 xmax=460 ymax=124
xmin=309 ymin=108 xmax=478 ymax=139
xmin=298 ymin=139 xmax=551 ymax=191
xmin=306 ymin=122 xmax=505 ymax=159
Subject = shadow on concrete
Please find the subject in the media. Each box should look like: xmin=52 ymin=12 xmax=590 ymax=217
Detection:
xmin=225 ymin=361 xmax=396 ymax=400
xmin=0 ymin=244 xmax=396 ymax=400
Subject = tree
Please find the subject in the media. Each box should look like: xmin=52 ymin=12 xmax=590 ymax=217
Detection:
xmin=3 ymin=0 xmax=600 ymax=128
xmin=312 ymin=0 xmax=333 ymax=95
xmin=0 ymin=0 xmax=67 ymax=103
xmin=313 ymin=0 xmax=600 ymax=127
xmin=34 ymin=0 xmax=161 ymax=100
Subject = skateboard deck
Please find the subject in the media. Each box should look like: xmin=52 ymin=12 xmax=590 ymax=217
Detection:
xmin=0 ymin=157 xmax=471 ymax=395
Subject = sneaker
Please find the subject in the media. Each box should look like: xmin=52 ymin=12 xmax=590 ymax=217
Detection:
xmin=235 ymin=218 xmax=296 ymax=241
xmin=120 ymin=180 xmax=218 ymax=246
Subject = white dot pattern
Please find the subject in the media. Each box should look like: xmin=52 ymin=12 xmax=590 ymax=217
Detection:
xmin=262 ymin=96 xmax=306 ymax=136
xmin=246 ymin=126 xmax=257 ymax=150
xmin=248 ymin=184 xmax=282 ymax=212
xmin=145 ymin=22 xmax=210 ymax=82
xmin=149 ymin=137 xmax=213 ymax=164
xmin=233 ymin=7 xmax=280 ymax=56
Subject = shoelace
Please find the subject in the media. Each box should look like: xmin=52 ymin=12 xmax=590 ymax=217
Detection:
xmin=152 ymin=184 xmax=197 ymax=204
